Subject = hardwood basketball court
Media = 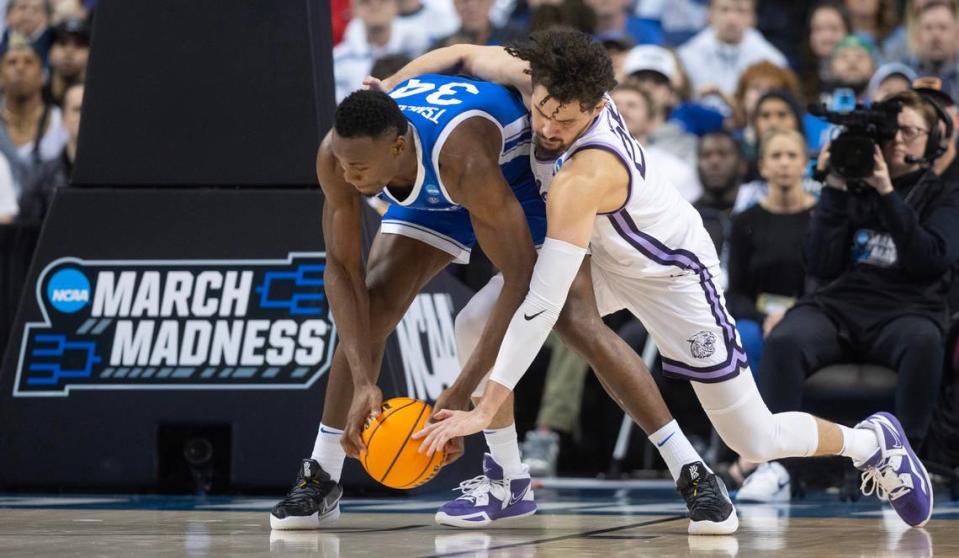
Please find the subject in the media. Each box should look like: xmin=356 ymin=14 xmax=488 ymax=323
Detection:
xmin=0 ymin=479 xmax=952 ymax=557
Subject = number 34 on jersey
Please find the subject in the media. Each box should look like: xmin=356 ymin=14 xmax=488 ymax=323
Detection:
xmin=389 ymin=78 xmax=480 ymax=124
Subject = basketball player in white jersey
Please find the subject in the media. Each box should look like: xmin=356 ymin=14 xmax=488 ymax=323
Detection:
xmin=383 ymin=30 xmax=934 ymax=529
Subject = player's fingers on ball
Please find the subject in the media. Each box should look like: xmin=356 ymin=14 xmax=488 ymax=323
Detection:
xmin=413 ymin=424 xmax=435 ymax=448
xmin=433 ymin=409 xmax=453 ymax=421
xmin=418 ymin=431 xmax=434 ymax=453
xmin=416 ymin=421 xmax=439 ymax=438
xmin=428 ymin=430 xmax=446 ymax=454
xmin=345 ymin=439 xmax=359 ymax=457
xmin=437 ymin=434 xmax=453 ymax=455
xmin=349 ymin=432 xmax=365 ymax=453
xmin=430 ymin=432 xmax=450 ymax=456
xmin=423 ymin=431 xmax=442 ymax=455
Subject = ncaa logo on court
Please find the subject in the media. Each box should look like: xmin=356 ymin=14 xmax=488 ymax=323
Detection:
xmin=13 ymin=253 xmax=337 ymax=397
xmin=46 ymin=268 xmax=91 ymax=313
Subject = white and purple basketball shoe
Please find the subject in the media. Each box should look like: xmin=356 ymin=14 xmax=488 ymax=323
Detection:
xmin=435 ymin=453 xmax=537 ymax=528
xmin=854 ymin=412 xmax=933 ymax=528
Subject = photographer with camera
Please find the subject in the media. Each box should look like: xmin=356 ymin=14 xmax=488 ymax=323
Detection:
xmin=737 ymin=90 xmax=959 ymax=501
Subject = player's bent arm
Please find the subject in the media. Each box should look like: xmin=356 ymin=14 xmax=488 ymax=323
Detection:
xmin=383 ymin=45 xmax=531 ymax=98
xmin=438 ymin=119 xmax=537 ymax=396
xmin=475 ymin=151 xmax=628 ymax=418
xmin=316 ymin=139 xmax=376 ymax=388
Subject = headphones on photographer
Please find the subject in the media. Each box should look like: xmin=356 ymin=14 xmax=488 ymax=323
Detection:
xmin=906 ymin=91 xmax=955 ymax=166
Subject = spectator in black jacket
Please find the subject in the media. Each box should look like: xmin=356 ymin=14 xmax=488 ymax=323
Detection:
xmin=738 ymin=89 xmax=959 ymax=502
xmin=762 ymin=89 xmax=959 ymax=447
xmin=727 ymin=129 xmax=815 ymax=372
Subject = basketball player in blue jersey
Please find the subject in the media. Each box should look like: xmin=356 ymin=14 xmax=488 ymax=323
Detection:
xmin=274 ymin=74 xmax=736 ymax=534
xmin=270 ymin=76 xmax=546 ymax=529
xmin=395 ymin=30 xmax=934 ymax=530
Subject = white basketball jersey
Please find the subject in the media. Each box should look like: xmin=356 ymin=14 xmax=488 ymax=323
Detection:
xmin=532 ymin=97 xmax=720 ymax=280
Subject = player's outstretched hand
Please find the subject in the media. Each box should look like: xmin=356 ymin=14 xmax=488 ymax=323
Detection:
xmin=430 ymin=386 xmax=470 ymax=464
xmin=341 ymin=383 xmax=383 ymax=458
xmin=362 ymin=76 xmax=390 ymax=93
xmin=412 ymin=408 xmax=491 ymax=457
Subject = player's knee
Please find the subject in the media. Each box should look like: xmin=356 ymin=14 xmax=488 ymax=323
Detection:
xmin=718 ymin=423 xmax=780 ymax=463
xmin=721 ymin=412 xmax=815 ymax=463
xmin=735 ymin=439 xmax=780 ymax=464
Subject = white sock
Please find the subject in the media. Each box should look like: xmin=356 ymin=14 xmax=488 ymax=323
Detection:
xmin=839 ymin=425 xmax=880 ymax=465
xmin=310 ymin=423 xmax=345 ymax=482
xmin=484 ymin=423 xmax=526 ymax=477
xmin=648 ymin=420 xmax=708 ymax=482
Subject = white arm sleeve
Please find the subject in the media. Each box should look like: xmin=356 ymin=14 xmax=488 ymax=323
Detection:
xmin=488 ymin=237 xmax=587 ymax=391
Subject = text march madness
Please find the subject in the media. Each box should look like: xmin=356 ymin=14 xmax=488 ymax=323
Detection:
xmin=13 ymin=254 xmax=337 ymax=397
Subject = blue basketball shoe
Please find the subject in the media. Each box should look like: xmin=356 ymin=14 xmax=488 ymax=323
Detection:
xmin=854 ymin=412 xmax=933 ymax=527
xmin=435 ymin=453 xmax=537 ymax=528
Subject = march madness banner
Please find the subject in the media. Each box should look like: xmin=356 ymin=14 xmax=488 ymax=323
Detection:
xmin=14 ymin=254 xmax=335 ymax=397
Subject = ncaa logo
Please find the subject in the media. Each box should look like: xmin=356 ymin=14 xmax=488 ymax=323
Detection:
xmin=46 ymin=268 xmax=90 ymax=313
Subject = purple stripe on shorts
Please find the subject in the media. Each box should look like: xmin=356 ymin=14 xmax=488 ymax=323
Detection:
xmin=661 ymin=353 xmax=748 ymax=383
xmin=607 ymin=210 xmax=746 ymax=382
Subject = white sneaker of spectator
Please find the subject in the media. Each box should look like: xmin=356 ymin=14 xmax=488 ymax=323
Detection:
xmin=735 ymin=462 xmax=790 ymax=502
xmin=521 ymin=430 xmax=560 ymax=478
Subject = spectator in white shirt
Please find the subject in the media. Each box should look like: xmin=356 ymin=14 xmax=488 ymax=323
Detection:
xmin=612 ymin=82 xmax=703 ymax=202
xmin=333 ymin=0 xmax=423 ymax=102
xmin=342 ymin=0 xmax=459 ymax=58
xmin=635 ymin=0 xmax=709 ymax=46
xmin=622 ymin=45 xmax=700 ymax=166
xmin=678 ymin=0 xmax=787 ymax=96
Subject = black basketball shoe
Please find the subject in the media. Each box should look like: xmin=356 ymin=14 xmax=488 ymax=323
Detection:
xmin=677 ymin=461 xmax=739 ymax=535
xmin=270 ymin=459 xmax=343 ymax=530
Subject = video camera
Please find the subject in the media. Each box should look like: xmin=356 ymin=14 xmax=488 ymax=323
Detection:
xmin=808 ymin=99 xmax=902 ymax=188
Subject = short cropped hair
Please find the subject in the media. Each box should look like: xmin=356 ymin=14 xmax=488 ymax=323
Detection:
xmin=334 ymin=89 xmax=408 ymax=139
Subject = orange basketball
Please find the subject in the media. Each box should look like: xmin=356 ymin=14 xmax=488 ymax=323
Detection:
xmin=360 ymin=397 xmax=445 ymax=489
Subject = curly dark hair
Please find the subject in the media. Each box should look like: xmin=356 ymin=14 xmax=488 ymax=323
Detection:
xmin=334 ymin=90 xmax=408 ymax=139
xmin=507 ymin=29 xmax=616 ymax=111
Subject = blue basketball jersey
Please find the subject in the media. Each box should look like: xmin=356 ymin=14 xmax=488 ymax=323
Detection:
xmin=379 ymin=74 xmax=535 ymax=211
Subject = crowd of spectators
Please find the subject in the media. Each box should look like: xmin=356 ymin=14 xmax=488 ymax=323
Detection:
xmin=333 ymin=0 xmax=959 ymax=491
xmin=0 ymin=0 xmax=90 ymax=225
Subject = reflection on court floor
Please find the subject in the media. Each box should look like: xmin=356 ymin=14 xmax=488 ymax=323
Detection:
xmin=0 ymin=482 xmax=954 ymax=557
